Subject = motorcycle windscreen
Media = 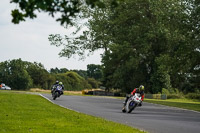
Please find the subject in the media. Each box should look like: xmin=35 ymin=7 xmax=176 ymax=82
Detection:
xmin=56 ymin=86 xmax=62 ymax=91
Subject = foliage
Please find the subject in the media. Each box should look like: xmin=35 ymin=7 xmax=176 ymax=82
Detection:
xmin=162 ymin=88 xmax=180 ymax=95
xmin=71 ymin=69 xmax=88 ymax=79
xmin=53 ymin=71 xmax=91 ymax=91
xmin=50 ymin=0 xmax=199 ymax=93
xmin=50 ymin=67 xmax=69 ymax=74
xmin=48 ymin=1 xmax=113 ymax=59
xmin=186 ymin=93 xmax=200 ymax=100
xmin=167 ymin=94 xmax=183 ymax=99
xmin=25 ymin=62 xmax=54 ymax=89
xmin=0 ymin=59 xmax=97 ymax=90
xmin=87 ymin=64 xmax=103 ymax=80
xmin=10 ymin=0 xmax=119 ymax=26
xmin=0 ymin=59 xmax=33 ymax=90
xmin=162 ymin=88 xmax=170 ymax=95
xmin=87 ymin=78 xmax=98 ymax=88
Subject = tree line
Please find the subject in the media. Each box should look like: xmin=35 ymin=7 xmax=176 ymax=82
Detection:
xmin=0 ymin=59 xmax=102 ymax=90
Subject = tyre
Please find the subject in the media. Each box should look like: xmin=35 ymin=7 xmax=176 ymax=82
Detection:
xmin=126 ymin=101 xmax=136 ymax=113
xmin=53 ymin=92 xmax=58 ymax=100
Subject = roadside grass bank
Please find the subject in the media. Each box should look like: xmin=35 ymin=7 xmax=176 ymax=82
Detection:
xmin=144 ymin=98 xmax=200 ymax=112
xmin=0 ymin=91 xmax=145 ymax=133
xmin=30 ymin=88 xmax=83 ymax=95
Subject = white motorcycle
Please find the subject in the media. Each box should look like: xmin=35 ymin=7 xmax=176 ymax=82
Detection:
xmin=122 ymin=93 xmax=142 ymax=113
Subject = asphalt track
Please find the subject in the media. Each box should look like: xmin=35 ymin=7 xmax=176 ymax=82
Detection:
xmin=41 ymin=94 xmax=200 ymax=133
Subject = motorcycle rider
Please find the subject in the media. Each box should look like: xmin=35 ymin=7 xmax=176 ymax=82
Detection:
xmin=51 ymin=81 xmax=64 ymax=95
xmin=122 ymin=85 xmax=145 ymax=110
xmin=51 ymin=80 xmax=59 ymax=93
xmin=54 ymin=80 xmax=59 ymax=86
xmin=58 ymin=82 xmax=64 ymax=95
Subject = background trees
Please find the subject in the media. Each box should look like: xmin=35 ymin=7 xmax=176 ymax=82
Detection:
xmin=0 ymin=59 xmax=101 ymax=90
xmin=25 ymin=62 xmax=54 ymax=89
xmin=101 ymin=0 xmax=199 ymax=93
xmin=49 ymin=0 xmax=199 ymax=94
xmin=53 ymin=71 xmax=91 ymax=91
xmin=87 ymin=64 xmax=103 ymax=81
xmin=0 ymin=59 xmax=32 ymax=90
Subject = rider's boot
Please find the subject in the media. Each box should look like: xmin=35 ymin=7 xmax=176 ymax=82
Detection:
xmin=122 ymin=106 xmax=126 ymax=112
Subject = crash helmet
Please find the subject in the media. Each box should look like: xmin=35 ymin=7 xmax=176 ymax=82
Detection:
xmin=139 ymin=85 xmax=144 ymax=91
xmin=55 ymin=80 xmax=59 ymax=84
xmin=59 ymin=82 xmax=63 ymax=85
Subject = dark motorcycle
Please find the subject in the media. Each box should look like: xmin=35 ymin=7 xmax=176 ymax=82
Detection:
xmin=52 ymin=85 xmax=63 ymax=100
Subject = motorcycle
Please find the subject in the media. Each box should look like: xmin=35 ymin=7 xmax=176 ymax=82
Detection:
xmin=122 ymin=93 xmax=142 ymax=113
xmin=52 ymin=85 xmax=63 ymax=100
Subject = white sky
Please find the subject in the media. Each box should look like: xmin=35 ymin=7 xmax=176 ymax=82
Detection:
xmin=0 ymin=0 xmax=102 ymax=71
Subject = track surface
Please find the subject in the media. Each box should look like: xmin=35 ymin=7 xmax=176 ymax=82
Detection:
xmin=42 ymin=94 xmax=200 ymax=133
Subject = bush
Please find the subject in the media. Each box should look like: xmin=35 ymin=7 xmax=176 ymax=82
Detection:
xmin=162 ymin=88 xmax=170 ymax=95
xmin=87 ymin=78 xmax=98 ymax=88
xmin=167 ymin=94 xmax=183 ymax=99
xmin=54 ymin=71 xmax=92 ymax=91
xmin=185 ymin=93 xmax=200 ymax=100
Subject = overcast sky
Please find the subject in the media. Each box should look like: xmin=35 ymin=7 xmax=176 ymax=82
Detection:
xmin=0 ymin=0 xmax=102 ymax=71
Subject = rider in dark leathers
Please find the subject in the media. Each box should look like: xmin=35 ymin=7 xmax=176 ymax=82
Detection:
xmin=51 ymin=80 xmax=59 ymax=93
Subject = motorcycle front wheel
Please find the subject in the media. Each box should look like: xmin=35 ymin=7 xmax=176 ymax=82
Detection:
xmin=53 ymin=92 xmax=58 ymax=100
xmin=126 ymin=101 xmax=137 ymax=113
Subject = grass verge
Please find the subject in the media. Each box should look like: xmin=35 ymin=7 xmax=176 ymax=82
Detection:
xmin=0 ymin=91 xmax=144 ymax=133
xmin=144 ymin=98 xmax=200 ymax=112
xmin=30 ymin=88 xmax=83 ymax=96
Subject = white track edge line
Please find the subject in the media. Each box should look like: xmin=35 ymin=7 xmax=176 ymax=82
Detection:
xmin=39 ymin=93 xmax=81 ymax=113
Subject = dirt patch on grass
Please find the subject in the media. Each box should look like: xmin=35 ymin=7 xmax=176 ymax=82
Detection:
xmin=64 ymin=91 xmax=82 ymax=95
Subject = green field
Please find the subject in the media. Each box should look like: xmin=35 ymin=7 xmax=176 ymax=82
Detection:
xmin=0 ymin=91 xmax=144 ymax=133
xmin=144 ymin=98 xmax=200 ymax=112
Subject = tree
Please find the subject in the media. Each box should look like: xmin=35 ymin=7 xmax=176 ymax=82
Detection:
xmin=50 ymin=67 xmax=60 ymax=74
xmin=71 ymin=69 xmax=88 ymax=79
xmin=53 ymin=71 xmax=91 ymax=90
xmin=10 ymin=0 xmax=118 ymax=26
xmin=87 ymin=78 xmax=98 ymax=88
xmin=25 ymin=62 xmax=53 ymax=89
xmin=50 ymin=0 xmax=199 ymax=93
xmin=50 ymin=67 xmax=69 ymax=74
xmin=101 ymin=0 xmax=199 ymax=93
xmin=87 ymin=64 xmax=103 ymax=80
xmin=0 ymin=59 xmax=32 ymax=90
xmin=48 ymin=1 xmax=113 ymax=59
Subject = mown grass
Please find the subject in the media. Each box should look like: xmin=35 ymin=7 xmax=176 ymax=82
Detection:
xmin=144 ymin=98 xmax=200 ymax=112
xmin=29 ymin=88 xmax=83 ymax=96
xmin=0 ymin=91 xmax=144 ymax=133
